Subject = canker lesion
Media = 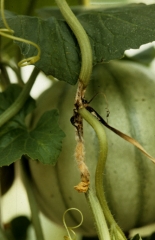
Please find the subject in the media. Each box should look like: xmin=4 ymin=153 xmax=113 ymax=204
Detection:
xmin=70 ymin=81 xmax=90 ymax=193
xmin=74 ymin=141 xmax=90 ymax=193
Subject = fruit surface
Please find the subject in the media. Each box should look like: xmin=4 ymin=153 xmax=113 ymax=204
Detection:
xmin=27 ymin=60 xmax=155 ymax=235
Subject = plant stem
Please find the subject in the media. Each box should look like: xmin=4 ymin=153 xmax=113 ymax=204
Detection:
xmin=79 ymin=107 xmax=126 ymax=240
xmin=20 ymin=158 xmax=45 ymax=240
xmin=55 ymin=0 xmax=92 ymax=88
xmin=93 ymin=117 xmax=127 ymax=240
xmin=0 ymin=67 xmax=39 ymax=128
xmin=95 ymin=128 xmax=127 ymax=240
xmin=85 ymin=188 xmax=111 ymax=240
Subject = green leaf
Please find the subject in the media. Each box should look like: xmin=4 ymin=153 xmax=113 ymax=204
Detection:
xmin=24 ymin=109 xmax=66 ymax=164
xmin=79 ymin=4 xmax=155 ymax=63
xmin=0 ymin=85 xmax=35 ymax=136
xmin=124 ymin=46 xmax=155 ymax=65
xmin=0 ymin=85 xmax=65 ymax=166
xmin=1 ymin=4 xmax=155 ymax=84
xmin=1 ymin=16 xmax=81 ymax=85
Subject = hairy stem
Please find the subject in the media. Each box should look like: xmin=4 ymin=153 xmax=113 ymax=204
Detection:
xmin=0 ymin=67 xmax=39 ymax=128
xmin=55 ymin=0 xmax=92 ymax=88
xmin=85 ymin=188 xmax=110 ymax=240
xmin=79 ymin=107 xmax=126 ymax=240
xmin=95 ymin=129 xmax=127 ymax=240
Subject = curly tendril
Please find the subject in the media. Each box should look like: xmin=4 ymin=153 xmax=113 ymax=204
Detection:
xmin=0 ymin=0 xmax=41 ymax=67
xmin=63 ymin=208 xmax=83 ymax=240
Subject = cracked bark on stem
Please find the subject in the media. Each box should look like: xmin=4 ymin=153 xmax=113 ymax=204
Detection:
xmin=74 ymin=135 xmax=90 ymax=192
xmin=55 ymin=0 xmax=93 ymax=191
xmin=0 ymin=67 xmax=39 ymax=128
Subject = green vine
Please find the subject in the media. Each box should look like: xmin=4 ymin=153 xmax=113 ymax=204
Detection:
xmin=55 ymin=0 xmax=92 ymax=88
xmin=0 ymin=0 xmax=41 ymax=67
xmin=54 ymin=1 xmax=124 ymax=239
xmin=79 ymin=108 xmax=127 ymax=240
xmin=0 ymin=67 xmax=39 ymax=128
xmin=0 ymin=30 xmax=41 ymax=67
xmin=85 ymin=188 xmax=111 ymax=240
xmin=63 ymin=208 xmax=83 ymax=240
xmin=0 ymin=0 xmax=41 ymax=127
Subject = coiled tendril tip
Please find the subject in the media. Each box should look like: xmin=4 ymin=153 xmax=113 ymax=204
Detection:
xmin=63 ymin=208 xmax=83 ymax=240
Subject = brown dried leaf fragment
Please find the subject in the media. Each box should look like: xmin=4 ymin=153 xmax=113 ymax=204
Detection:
xmin=74 ymin=181 xmax=90 ymax=193
xmin=86 ymin=105 xmax=155 ymax=164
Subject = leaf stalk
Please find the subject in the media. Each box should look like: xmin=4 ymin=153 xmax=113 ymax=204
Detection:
xmin=0 ymin=67 xmax=39 ymax=128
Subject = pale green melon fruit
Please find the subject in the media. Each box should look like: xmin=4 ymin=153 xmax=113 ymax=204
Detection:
xmin=26 ymin=60 xmax=155 ymax=235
